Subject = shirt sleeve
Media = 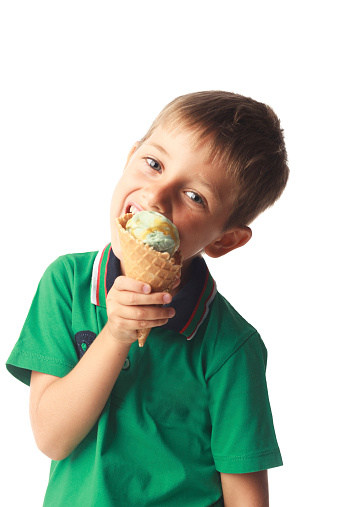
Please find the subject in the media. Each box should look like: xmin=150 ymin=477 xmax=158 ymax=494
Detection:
xmin=6 ymin=256 xmax=78 ymax=386
xmin=207 ymin=331 xmax=283 ymax=473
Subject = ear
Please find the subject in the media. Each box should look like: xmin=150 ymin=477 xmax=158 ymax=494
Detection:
xmin=124 ymin=142 xmax=140 ymax=168
xmin=204 ymin=226 xmax=252 ymax=258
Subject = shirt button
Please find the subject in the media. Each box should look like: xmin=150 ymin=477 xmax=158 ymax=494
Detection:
xmin=122 ymin=358 xmax=130 ymax=370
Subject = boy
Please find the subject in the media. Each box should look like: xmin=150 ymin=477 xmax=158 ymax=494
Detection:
xmin=7 ymin=91 xmax=288 ymax=506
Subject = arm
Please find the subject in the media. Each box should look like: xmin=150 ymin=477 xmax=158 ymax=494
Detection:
xmin=29 ymin=276 xmax=176 ymax=461
xmin=221 ymin=471 xmax=269 ymax=507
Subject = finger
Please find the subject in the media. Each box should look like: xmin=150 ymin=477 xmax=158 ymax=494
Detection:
xmin=112 ymin=276 xmax=152 ymax=295
xmin=116 ymin=304 xmax=175 ymax=323
xmin=115 ymin=314 xmax=171 ymax=331
xmin=114 ymin=289 xmax=172 ymax=307
xmin=137 ymin=317 xmax=171 ymax=329
xmin=171 ymin=276 xmax=181 ymax=290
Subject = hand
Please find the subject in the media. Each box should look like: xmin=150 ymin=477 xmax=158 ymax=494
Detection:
xmin=106 ymin=276 xmax=177 ymax=344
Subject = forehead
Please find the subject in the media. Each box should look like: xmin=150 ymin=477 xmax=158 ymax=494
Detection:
xmin=144 ymin=125 xmax=220 ymax=166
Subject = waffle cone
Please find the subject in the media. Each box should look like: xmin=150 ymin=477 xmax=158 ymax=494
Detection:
xmin=116 ymin=213 xmax=183 ymax=347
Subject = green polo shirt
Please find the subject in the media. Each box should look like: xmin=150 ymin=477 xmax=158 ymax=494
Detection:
xmin=6 ymin=244 xmax=282 ymax=506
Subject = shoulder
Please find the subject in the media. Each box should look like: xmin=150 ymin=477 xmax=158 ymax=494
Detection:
xmin=43 ymin=251 xmax=98 ymax=279
xmin=39 ymin=251 xmax=99 ymax=295
xmin=210 ymin=291 xmax=257 ymax=335
xmin=202 ymin=291 xmax=266 ymax=379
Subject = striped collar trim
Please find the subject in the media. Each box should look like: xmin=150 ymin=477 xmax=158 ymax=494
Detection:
xmin=91 ymin=244 xmax=217 ymax=340
xmin=180 ymin=273 xmax=217 ymax=340
xmin=91 ymin=244 xmax=112 ymax=307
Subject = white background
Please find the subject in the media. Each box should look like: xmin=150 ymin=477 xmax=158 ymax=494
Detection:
xmin=1 ymin=1 xmax=337 ymax=505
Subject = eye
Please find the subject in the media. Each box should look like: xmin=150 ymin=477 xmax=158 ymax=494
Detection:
xmin=146 ymin=157 xmax=162 ymax=172
xmin=185 ymin=191 xmax=205 ymax=207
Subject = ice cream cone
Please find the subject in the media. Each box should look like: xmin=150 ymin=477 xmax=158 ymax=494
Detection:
xmin=116 ymin=213 xmax=183 ymax=347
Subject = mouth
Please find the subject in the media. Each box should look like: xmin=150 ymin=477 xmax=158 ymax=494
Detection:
xmin=125 ymin=203 xmax=144 ymax=216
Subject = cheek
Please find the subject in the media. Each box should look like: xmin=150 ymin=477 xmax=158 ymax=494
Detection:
xmin=175 ymin=217 xmax=208 ymax=255
xmin=109 ymin=193 xmax=120 ymax=223
xmin=175 ymin=213 xmax=204 ymax=237
xmin=110 ymin=174 xmax=133 ymax=217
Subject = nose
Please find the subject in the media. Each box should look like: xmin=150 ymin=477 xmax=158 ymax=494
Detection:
xmin=142 ymin=181 xmax=172 ymax=214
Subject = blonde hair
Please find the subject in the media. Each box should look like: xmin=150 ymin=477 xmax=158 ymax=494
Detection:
xmin=139 ymin=91 xmax=289 ymax=229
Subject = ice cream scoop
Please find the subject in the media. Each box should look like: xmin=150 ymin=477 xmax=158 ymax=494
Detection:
xmin=126 ymin=211 xmax=180 ymax=257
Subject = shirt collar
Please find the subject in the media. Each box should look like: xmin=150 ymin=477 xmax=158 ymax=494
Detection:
xmin=91 ymin=244 xmax=217 ymax=340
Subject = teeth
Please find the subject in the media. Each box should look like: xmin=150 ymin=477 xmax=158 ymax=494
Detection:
xmin=130 ymin=205 xmax=139 ymax=215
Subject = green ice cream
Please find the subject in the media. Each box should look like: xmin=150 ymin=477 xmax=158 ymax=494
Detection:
xmin=126 ymin=211 xmax=180 ymax=256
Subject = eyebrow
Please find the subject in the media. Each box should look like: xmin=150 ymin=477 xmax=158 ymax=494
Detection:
xmin=148 ymin=143 xmax=170 ymax=158
xmin=197 ymin=175 xmax=220 ymax=198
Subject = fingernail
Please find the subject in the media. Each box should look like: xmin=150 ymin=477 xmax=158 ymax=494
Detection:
xmin=163 ymin=293 xmax=171 ymax=303
xmin=143 ymin=285 xmax=151 ymax=293
xmin=168 ymin=308 xmax=175 ymax=318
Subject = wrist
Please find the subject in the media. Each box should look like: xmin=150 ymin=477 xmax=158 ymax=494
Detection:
xmin=102 ymin=324 xmax=134 ymax=353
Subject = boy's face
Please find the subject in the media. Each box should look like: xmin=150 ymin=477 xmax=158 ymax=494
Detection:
xmin=110 ymin=126 xmax=239 ymax=269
